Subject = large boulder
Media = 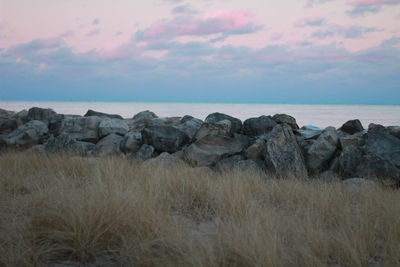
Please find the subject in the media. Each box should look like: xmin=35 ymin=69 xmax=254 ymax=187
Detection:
xmin=60 ymin=116 xmax=102 ymax=142
xmin=91 ymin=134 xmax=123 ymax=156
xmin=121 ymin=132 xmax=142 ymax=153
xmin=141 ymin=125 xmax=189 ymax=153
xmin=6 ymin=120 xmax=49 ymax=147
xmin=131 ymin=110 xmax=159 ymax=130
xmin=0 ymin=108 xmax=15 ymax=118
xmin=306 ymin=127 xmax=339 ymax=173
xmin=45 ymin=133 xmax=95 ymax=155
xmin=27 ymin=107 xmax=64 ymax=135
xmin=143 ymin=152 xmax=185 ymax=168
xmin=132 ymin=110 xmax=158 ymax=121
xmin=84 ymin=109 xmax=123 ymax=120
xmin=195 ymin=120 xmax=232 ymax=140
xmin=183 ymin=135 xmax=248 ymax=167
xmin=244 ymin=138 xmax=267 ymax=159
xmin=337 ymin=146 xmax=363 ymax=178
xmin=387 ymin=126 xmax=400 ymax=139
xmin=204 ymin=113 xmax=242 ymax=134
xmin=340 ymin=119 xmax=364 ymax=135
xmin=135 ymin=144 xmax=155 ymax=160
xmin=176 ymin=116 xmax=203 ymax=141
xmin=272 ymin=114 xmax=299 ymax=130
xmin=355 ymin=154 xmax=400 ymax=186
xmin=339 ymin=134 xmax=364 ymax=149
xmin=265 ymin=124 xmax=307 ymax=178
xmin=98 ymin=118 xmax=129 ymax=137
xmin=242 ymin=116 xmax=277 ymax=137
xmin=0 ymin=118 xmax=17 ymax=134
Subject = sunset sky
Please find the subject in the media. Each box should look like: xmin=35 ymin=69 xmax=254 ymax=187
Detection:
xmin=0 ymin=0 xmax=399 ymax=104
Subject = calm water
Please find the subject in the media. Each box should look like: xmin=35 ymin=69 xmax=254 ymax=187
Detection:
xmin=1 ymin=101 xmax=399 ymax=128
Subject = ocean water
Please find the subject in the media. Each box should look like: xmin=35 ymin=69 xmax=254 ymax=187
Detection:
xmin=1 ymin=101 xmax=399 ymax=128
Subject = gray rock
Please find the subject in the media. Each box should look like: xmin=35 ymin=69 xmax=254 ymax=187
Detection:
xmin=355 ymin=154 xmax=400 ymax=186
xmin=183 ymin=135 xmax=247 ymax=167
xmin=387 ymin=126 xmax=400 ymax=139
xmin=272 ymin=114 xmax=299 ymax=130
xmin=214 ymin=155 xmax=245 ymax=172
xmin=141 ymin=125 xmax=189 ymax=153
xmin=368 ymin=123 xmax=386 ymax=133
xmin=297 ymin=129 xmax=322 ymax=140
xmin=6 ymin=120 xmax=49 ymax=147
xmin=27 ymin=107 xmax=64 ymax=135
xmin=265 ymin=124 xmax=308 ymax=178
xmin=195 ymin=120 xmax=232 ymax=140
xmin=244 ymin=138 xmax=267 ymax=159
xmin=121 ymin=131 xmax=142 ymax=153
xmin=0 ymin=118 xmax=17 ymax=134
xmin=339 ymin=135 xmax=363 ymax=149
xmin=45 ymin=133 xmax=95 ymax=155
xmin=151 ymin=117 xmax=181 ymax=127
xmin=177 ymin=116 xmax=203 ymax=140
xmin=99 ymin=118 xmax=129 ymax=137
xmin=306 ymin=127 xmax=339 ymax=173
xmin=301 ymin=125 xmax=320 ymax=131
xmin=91 ymin=134 xmax=123 ymax=156
xmin=242 ymin=116 xmax=277 ymax=137
xmin=143 ymin=152 xmax=185 ymax=168
xmin=205 ymin=112 xmax=242 ymax=134
xmin=84 ymin=109 xmax=123 ymax=119
xmin=135 ymin=144 xmax=155 ymax=160
xmin=60 ymin=116 xmax=102 ymax=142
xmin=338 ymin=146 xmax=363 ymax=178
xmin=340 ymin=119 xmax=364 ymax=134
xmin=132 ymin=110 xmax=158 ymax=121
xmin=0 ymin=108 xmax=15 ymax=118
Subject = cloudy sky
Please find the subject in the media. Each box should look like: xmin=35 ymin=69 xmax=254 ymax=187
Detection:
xmin=0 ymin=0 xmax=399 ymax=104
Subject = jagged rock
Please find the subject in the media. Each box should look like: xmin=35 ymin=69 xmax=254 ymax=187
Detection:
xmin=136 ymin=144 xmax=155 ymax=160
xmin=242 ymin=116 xmax=277 ymax=137
xmin=272 ymin=114 xmax=299 ymax=130
xmin=340 ymin=119 xmax=364 ymax=134
xmin=362 ymin=129 xmax=400 ymax=168
xmin=195 ymin=120 xmax=232 ymax=140
xmin=177 ymin=116 xmax=203 ymax=140
xmin=205 ymin=113 xmax=242 ymax=134
xmin=215 ymin=155 xmax=265 ymax=175
xmin=339 ymin=135 xmax=363 ymax=149
xmin=0 ymin=108 xmax=15 ymax=118
xmin=265 ymin=124 xmax=307 ymax=178
xmin=306 ymin=127 xmax=339 ymax=173
xmin=45 ymin=133 xmax=95 ymax=154
xmin=60 ymin=116 xmax=102 ymax=142
xmin=84 ymin=109 xmax=123 ymax=119
xmin=355 ymin=154 xmax=400 ymax=186
xmin=91 ymin=134 xmax=123 ymax=156
xmin=338 ymin=146 xmax=363 ymax=178
xmin=6 ymin=120 xmax=49 ymax=147
xmin=27 ymin=107 xmax=64 ymax=135
xmin=121 ymin=132 xmax=142 ymax=153
xmin=152 ymin=117 xmax=182 ymax=127
xmin=368 ymin=123 xmax=386 ymax=133
xmin=143 ymin=152 xmax=185 ymax=168
xmin=132 ymin=110 xmax=158 ymax=121
xmin=183 ymin=135 xmax=248 ymax=167
xmin=244 ymin=138 xmax=267 ymax=159
xmin=387 ymin=126 xmax=400 ymax=139
xmin=141 ymin=125 xmax=189 ymax=153
xmin=99 ymin=118 xmax=129 ymax=137
xmin=0 ymin=118 xmax=17 ymax=134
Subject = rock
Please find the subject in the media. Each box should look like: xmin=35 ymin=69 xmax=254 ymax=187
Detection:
xmin=301 ymin=125 xmax=320 ymax=131
xmin=12 ymin=110 xmax=29 ymax=127
xmin=387 ymin=126 xmax=400 ymax=139
xmin=143 ymin=152 xmax=185 ymax=168
xmin=306 ymin=127 xmax=339 ymax=173
xmin=265 ymin=124 xmax=308 ymax=178
xmin=121 ymin=132 xmax=142 ymax=153
xmin=135 ymin=144 xmax=155 ymax=160
xmin=297 ymin=129 xmax=322 ymax=140
xmin=214 ymin=155 xmax=245 ymax=172
xmin=98 ymin=118 xmax=129 ymax=137
xmin=0 ymin=118 xmax=17 ymax=134
xmin=339 ymin=135 xmax=363 ymax=149
xmin=141 ymin=125 xmax=189 ymax=153
xmin=183 ymin=135 xmax=248 ymax=167
xmin=177 ymin=116 xmax=203 ymax=140
xmin=45 ymin=133 xmax=94 ymax=155
xmin=215 ymin=156 xmax=265 ymax=175
xmin=340 ymin=119 xmax=364 ymax=134
xmin=204 ymin=112 xmax=242 ymax=134
xmin=195 ymin=120 xmax=232 ymax=140
xmin=27 ymin=107 xmax=64 ymax=135
xmin=0 ymin=136 xmax=6 ymax=149
xmin=84 ymin=109 xmax=123 ymax=120
xmin=6 ymin=120 xmax=49 ymax=147
xmin=272 ymin=114 xmax=299 ymax=130
xmin=91 ymin=134 xmax=123 ymax=156
xmin=368 ymin=123 xmax=386 ymax=133
xmin=0 ymin=108 xmax=15 ymax=118
xmin=60 ymin=116 xmax=102 ymax=142
xmin=362 ymin=129 xmax=400 ymax=168
xmin=242 ymin=116 xmax=277 ymax=137
xmin=151 ymin=117 xmax=181 ymax=127
xmin=244 ymin=138 xmax=267 ymax=159
xmin=338 ymin=146 xmax=363 ymax=178
xmin=132 ymin=110 xmax=158 ymax=121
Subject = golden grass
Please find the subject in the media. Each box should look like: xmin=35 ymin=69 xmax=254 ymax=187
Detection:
xmin=1 ymin=150 xmax=399 ymax=266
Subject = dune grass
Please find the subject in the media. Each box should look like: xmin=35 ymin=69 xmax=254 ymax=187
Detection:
xmin=0 ymin=150 xmax=399 ymax=266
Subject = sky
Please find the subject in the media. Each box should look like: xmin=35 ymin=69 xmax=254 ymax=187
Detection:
xmin=0 ymin=0 xmax=399 ymax=104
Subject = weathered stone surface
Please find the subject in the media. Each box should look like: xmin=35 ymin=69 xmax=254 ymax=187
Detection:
xmin=60 ymin=116 xmax=102 ymax=142
xmin=177 ymin=116 xmax=203 ymax=140
xmin=195 ymin=120 xmax=232 ymax=140
xmin=306 ymin=127 xmax=339 ymax=173
xmin=6 ymin=120 xmax=49 ymax=147
xmin=84 ymin=109 xmax=123 ymax=120
xmin=362 ymin=130 xmax=400 ymax=168
xmin=99 ymin=118 xmax=129 ymax=137
xmin=0 ymin=118 xmax=17 ymax=134
xmin=242 ymin=116 xmax=277 ymax=137
xmin=265 ymin=124 xmax=308 ymax=178
xmin=45 ymin=133 xmax=95 ymax=154
xmin=27 ymin=107 xmax=64 ymax=135
xmin=132 ymin=110 xmax=158 ymax=121
xmin=135 ymin=144 xmax=155 ymax=160
xmin=340 ymin=119 xmax=364 ymax=135
xmin=183 ymin=135 xmax=247 ymax=167
xmin=141 ymin=125 xmax=189 ymax=153
xmin=387 ymin=126 xmax=400 ymax=139
xmin=355 ymin=154 xmax=400 ymax=185
xmin=0 ymin=108 xmax=15 ymax=118
xmin=272 ymin=114 xmax=299 ymax=130
xmin=143 ymin=152 xmax=185 ymax=168
xmin=244 ymin=138 xmax=267 ymax=159
xmin=214 ymin=155 xmax=245 ymax=172
xmin=205 ymin=112 xmax=242 ymax=134
xmin=151 ymin=117 xmax=182 ymax=127
xmin=121 ymin=132 xmax=142 ymax=153
xmin=215 ymin=155 xmax=265 ymax=175
xmin=91 ymin=134 xmax=123 ymax=156
xmin=368 ymin=123 xmax=386 ymax=133
xmin=339 ymin=135 xmax=363 ymax=149
xmin=338 ymin=146 xmax=363 ymax=178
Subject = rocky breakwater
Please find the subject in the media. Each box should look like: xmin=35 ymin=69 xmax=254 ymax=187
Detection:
xmin=1 ymin=107 xmax=400 ymax=186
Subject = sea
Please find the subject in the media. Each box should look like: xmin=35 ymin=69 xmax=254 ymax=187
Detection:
xmin=1 ymin=101 xmax=399 ymax=128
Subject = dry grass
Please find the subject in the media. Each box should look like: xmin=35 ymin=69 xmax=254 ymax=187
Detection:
xmin=0 ymin=150 xmax=399 ymax=266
